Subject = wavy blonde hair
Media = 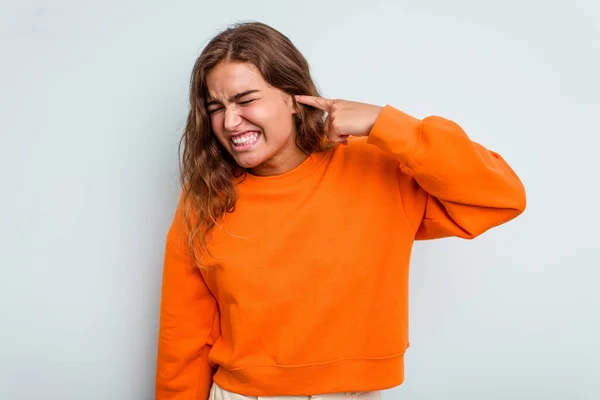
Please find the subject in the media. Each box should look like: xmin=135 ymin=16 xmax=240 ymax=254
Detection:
xmin=178 ymin=21 xmax=332 ymax=267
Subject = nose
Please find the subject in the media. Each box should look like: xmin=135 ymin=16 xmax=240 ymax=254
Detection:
xmin=223 ymin=106 xmax=242 ymax=132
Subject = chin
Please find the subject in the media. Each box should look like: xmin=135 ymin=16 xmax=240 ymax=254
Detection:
xmin=233 ymin=154 xmax=266 ymax=170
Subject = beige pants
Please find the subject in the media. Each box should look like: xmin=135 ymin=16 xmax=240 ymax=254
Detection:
xmin=209 ymin=382 xmax=382 ymax=400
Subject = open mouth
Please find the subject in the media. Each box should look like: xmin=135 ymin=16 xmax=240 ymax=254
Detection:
xmin=230 ymin=131 xmax=260 ymax=149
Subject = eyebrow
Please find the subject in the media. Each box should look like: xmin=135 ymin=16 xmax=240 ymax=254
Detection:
xmin=206 ymin=89 xmax=260 ymax=107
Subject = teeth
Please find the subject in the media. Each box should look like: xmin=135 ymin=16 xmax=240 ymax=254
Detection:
xmin=231 ymin=132 xmax=259 ymax=146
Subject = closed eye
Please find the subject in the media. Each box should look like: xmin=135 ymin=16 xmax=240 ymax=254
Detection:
xmin=207 ymin=99 xmax=257 ymax=114
xmin=207 ymin=106 xmax=223 ymax=114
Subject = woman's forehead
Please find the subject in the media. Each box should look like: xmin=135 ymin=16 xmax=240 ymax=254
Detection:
xmin=206 ymin=62 xmax=266 ymax=94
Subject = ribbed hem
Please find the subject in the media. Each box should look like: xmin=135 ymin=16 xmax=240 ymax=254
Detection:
xmin=213 ymin=354 xmax=406 ymax=397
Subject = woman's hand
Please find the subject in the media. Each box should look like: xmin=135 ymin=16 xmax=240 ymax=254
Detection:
xmin=295 ymin=95 xmax=383 ymax=145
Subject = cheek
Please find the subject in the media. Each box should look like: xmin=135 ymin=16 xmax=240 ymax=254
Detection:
xmin=209 ymin=112 xmax=223 ymax=130
xmin=242 ymin=103 xmax=291 ymax=130
xmin=209 ymin=113 xmax=227 ymax=143
xmin=240 ymin=106 xmax=267 ymax=127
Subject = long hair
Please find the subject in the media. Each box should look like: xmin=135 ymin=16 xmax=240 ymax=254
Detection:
xmin=179 ymin=21 xmax=331 ymax=268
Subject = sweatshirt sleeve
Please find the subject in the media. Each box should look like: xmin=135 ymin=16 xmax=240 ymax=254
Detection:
xmin=366 ymin=105 xmax=526 ymax=240
xmin=156 ymin=196 xmax=220 ymax=400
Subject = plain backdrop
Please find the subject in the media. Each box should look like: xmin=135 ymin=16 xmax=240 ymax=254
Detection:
xmin=1 ymin=0 xmax=599 ymax=399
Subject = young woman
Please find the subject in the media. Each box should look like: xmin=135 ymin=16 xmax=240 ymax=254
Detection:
xmin=155 ymin=21 xmax=526 ymax=400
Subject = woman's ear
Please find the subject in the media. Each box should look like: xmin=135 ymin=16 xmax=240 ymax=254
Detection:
xmin=289 ymin=93 xmax=299 ymax=114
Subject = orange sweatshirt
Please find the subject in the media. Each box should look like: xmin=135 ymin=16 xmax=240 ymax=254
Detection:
xmin=155 ymin=105 xmax=526 ymax=399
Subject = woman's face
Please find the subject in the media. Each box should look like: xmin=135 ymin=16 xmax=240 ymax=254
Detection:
xmin=205 ymin=61 xmax=305 ymax=176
